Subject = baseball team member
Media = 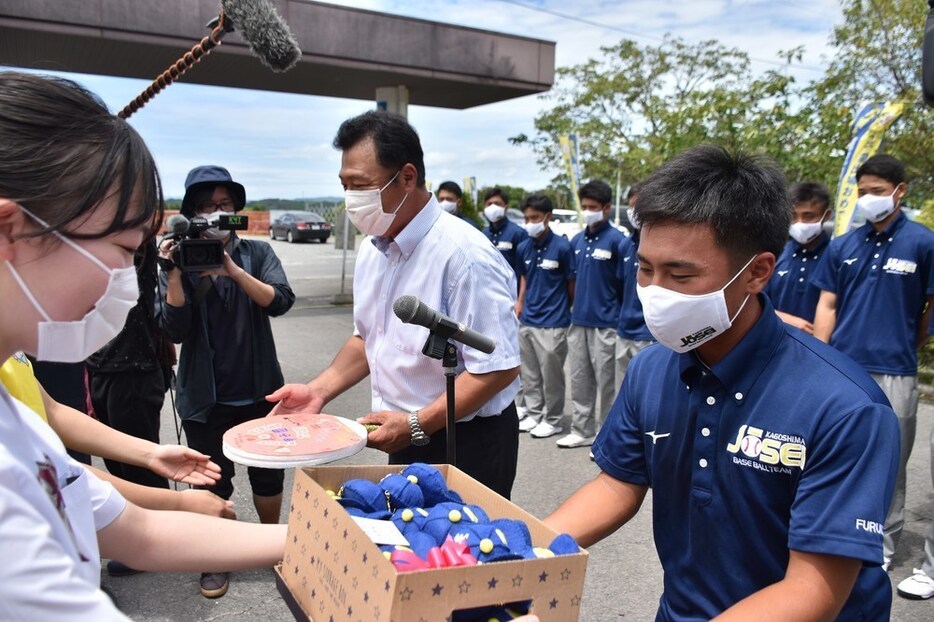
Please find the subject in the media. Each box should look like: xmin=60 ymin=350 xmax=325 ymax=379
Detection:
xmin=515 ymin=194 xmax=575 ymax=439
xmin=561 ymin=180 xmax=624 ymax=448
xmin=812 ymin=154 xmax=934 ymax=593
xmin=615 ymin=182 xmax=653 ymax=385
xmin=546 ymin=145 xmax=899 ymax=620
xmin=481 ymin=186 xmax=528 ymax=290
xmin=764 ymin=182 xmax=832 ymax=334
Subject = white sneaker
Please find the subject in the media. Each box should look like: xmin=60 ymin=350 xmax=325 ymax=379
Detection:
xmin=556 ymin=433 xmax=595 ymax=448
xmin=882 ymin=557 xmax=892 ymax=572
xmin=897 ymin=568 xmax=934 ymax=600
xmin=519 ymin=417 xmax=538 ymax=433
xmin=516 ymin=405 xmax=528 ymax=420
xmin=530 ymin=421 xmax=561 ymax=438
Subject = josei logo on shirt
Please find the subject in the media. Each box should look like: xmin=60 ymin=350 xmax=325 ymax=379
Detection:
xmin=496 ymin=241 xmax=514 ymax=250
xmin=591 ymin=248 xmax=613 ymax=260
xmin=726 ymin=424 xmax=806 ymax=472
xmin=882 ymin=257 xmax=917 ymax=275
xmin=540 ymin=259 xmax=560 ymax=270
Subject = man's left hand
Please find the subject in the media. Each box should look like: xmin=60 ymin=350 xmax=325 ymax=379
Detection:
xmin=199 ymin=251 xmax=238 ymax=278
xmin=358 ymin=411 xmax=413 ymax=454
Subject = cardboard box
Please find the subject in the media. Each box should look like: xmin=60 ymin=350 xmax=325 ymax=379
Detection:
xmin=277 ymin=464 xmax=588 ymax=622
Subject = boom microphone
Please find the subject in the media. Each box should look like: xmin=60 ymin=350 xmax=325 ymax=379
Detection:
xmin=165 ymin=214 xmax=190 ymax=236
xmin=221 ymin=0 xmax=302 ymax=72
xmin=118 ymin=0 xmax=301 ymax=118
xmin=393 ymin=295 xmax=496 ymax=354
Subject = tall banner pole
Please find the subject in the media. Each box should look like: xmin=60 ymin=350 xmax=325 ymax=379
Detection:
xmin=833 ymin=101 xmax=905 ymax=237
xmin=559 ymin=134 xmax=583 ymax=225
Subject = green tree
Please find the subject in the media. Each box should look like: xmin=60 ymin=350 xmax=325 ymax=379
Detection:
xmin=511 ymin=36 xmax=809 ymax=189
xmin=514 ymin=1 xmax=932 ymax=205
xmin=805 ymin=0 xmax=933 ymax=204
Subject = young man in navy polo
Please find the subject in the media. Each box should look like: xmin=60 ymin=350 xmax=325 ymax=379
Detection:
xmin=515 ymin=195 xmax=575 ymax=438
xmin=616 ymin=182 xmax=653 ymax=384
xmin=546 ymin=145 xmax=899 ymax=620
xmin=436 ymin=180 xmax=480 ymax=229
xmin=560 ymin=180 xmax=624 ymax=448
xmin=812 ymin=154 xmax=934 ymax=595
xmin=765 ymin=182 xmax=832 ymax=334
xmin=481 ymin=187 xmax=528 ymax=290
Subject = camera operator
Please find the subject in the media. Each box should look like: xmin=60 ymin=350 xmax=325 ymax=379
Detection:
xmin=156 ymin=165 xmax=295 ymax=599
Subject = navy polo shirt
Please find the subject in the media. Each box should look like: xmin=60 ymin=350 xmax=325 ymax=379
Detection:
xmin=483 ymin=218 xmax=528 ymax=284
xmin=764 ymin=234 xmax=829 ymax=323
xmin=812 ymin=211 xmax=934 ymax=375
xmin=516 ymin=229 xmax=575 ymax=328
xmin=570 ymin=219 xmax=624 ymax=328
xmin=593 ymin=296 xmax=898 ymax=621
xmin=616 ymin=232 xmax=653 ymax=341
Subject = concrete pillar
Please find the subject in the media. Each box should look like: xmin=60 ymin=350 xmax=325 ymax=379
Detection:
xmin=375 ymin=85 xmax=409 ymax=118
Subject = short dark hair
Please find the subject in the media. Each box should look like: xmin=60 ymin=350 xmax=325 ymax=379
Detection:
xmin=0 ymin=71 xmax=163 ymax=240
xmin=437 ymin=181 xmax=462 ymax=198
xmin=578 ymin=179 xmax=612 ymax=205
xmin=483 ymin=187 xmax=509 ymax=204
xmin=333 ymin=110 xmax=426 ymax=185
xmin=790 ymin=182 xmax=830 ymax=210
xmin=522 ymin=194 xmax=554 ymax=214
xmin=855 ymin=154 xmax=905 ymax=187
xmin=635 ymin=144 xmax=790 ymax=261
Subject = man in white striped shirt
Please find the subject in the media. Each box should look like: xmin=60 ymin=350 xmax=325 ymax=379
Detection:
xmin=269 ymin=111 xmax=521 ymax=498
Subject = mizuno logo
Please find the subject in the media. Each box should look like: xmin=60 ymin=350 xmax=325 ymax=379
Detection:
xmin=524 ymin=260 xmax=531 ymax=264
xmin=843 ymin=258 xmax=858 ymax=265
xmin=777 ymin=270 xmax=788 ymax=276
xmin=645 ymin=431 xmax=670 ymax=444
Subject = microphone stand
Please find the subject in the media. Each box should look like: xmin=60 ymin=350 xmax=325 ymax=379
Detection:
xmin=420 ymin=320 xmax=461 ymax=466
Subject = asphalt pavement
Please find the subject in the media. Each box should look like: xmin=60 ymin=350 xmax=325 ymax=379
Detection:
xmin=99 ymin=236 xmax=934 ymax=621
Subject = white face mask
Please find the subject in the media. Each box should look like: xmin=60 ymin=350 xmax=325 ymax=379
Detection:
xmin=202 ymin=210 xmax=233 ymax=240
xmin=484 ymin=204 xmax=506 ymax=223
xmin=788 ymin=220 xmax=824 ymax=245
xmin=636 ymin=255 xmax=756 ymax=354
xmin=5 ymin=206 xmax=139 ymax=363
xmin=627 ymin=207 xmax=641 ymax=230
xmin=583 ymin=210 xmax=604 ymax=228
xmin=856 ymin=188 xmax=898 ymax=223
xmin=524 ymin=221 xmax=546 ymax=238
xmin=438 ymin=199 xmax=457 ymax=214
xmin=344 ymin=170 xmax=408 ymax=237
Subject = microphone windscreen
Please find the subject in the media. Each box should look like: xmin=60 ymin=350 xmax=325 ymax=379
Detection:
xmin=221 ymin=0 xmax=302 ymax=72
xmin=393 ymin=295 xmax=420 ymax=324
xmin=165 ymin=214 xmax=190 ymax=235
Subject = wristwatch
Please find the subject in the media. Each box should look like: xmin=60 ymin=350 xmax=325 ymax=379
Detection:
xmin=408 ymin=411 xmax=430 ymax=446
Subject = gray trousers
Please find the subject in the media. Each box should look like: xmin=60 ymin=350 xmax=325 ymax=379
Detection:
xmin=871 ymin=373 xmax=919 ymax=560
xmin=924 ymin=422 xmax=934 ymax=576
xmin=568 ymin=325 xmax=618 ymax=438
xmin=616 ymin=336 xmax=653 ymax=385
xmin=519 ymin=325 xmax=568 ymax=427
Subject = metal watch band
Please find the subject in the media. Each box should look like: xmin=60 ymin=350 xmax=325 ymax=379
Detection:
xmin=408 ymin=411 xmax=430 ymax=446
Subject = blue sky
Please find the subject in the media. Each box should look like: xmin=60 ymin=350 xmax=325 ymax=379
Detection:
xmin=4 ymin=0 xmax=843 ymax=199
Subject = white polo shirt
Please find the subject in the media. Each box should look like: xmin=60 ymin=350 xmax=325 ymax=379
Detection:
xmin=353 ymin=195 xmax=520 ymax=421
xmin=0 ymin=386 xmax=128 ymax=620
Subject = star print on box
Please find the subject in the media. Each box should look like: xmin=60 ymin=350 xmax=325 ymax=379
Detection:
xmin=432 ymin=583 xmax=443 ymax=596
xmin=458 ymin=580 xmax=471 ymax=594
xmin=487 ymin=577 xmax=498 ymax=589
xmin=571 ymin=595 xmax=582 ymax=607
xmin=539 ymin=571 xmax=548 ymax=582
xmin=400 ymin=587 xmax=414 ymax=601
xmin=561 ymin=568 xmax=571 ymax=581
xmin=512 ymin=574 xmax=523 ymax=587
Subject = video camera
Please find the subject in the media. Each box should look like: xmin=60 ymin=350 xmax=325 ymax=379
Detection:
xmin=162 ymin=213 xmax=249 ymax=271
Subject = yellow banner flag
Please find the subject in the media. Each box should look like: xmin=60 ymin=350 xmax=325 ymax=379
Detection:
xmin=559 ymin=134 xmax=583 ymax=221
xmin=833 ymin=101 xmax=905 ymax=237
